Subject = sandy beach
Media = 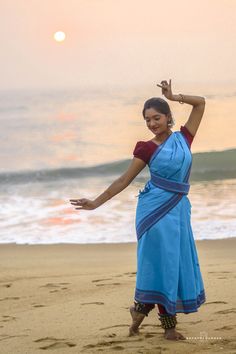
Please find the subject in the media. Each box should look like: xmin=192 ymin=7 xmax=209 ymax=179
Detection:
xmin=0 ymin=238 xmax=235 ymax=354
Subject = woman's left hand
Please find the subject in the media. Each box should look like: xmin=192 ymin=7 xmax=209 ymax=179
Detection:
xmin=69 ymin=198 xmax=97 ymax=210
xmin=157 ymin=79 xmax=174 ymax=100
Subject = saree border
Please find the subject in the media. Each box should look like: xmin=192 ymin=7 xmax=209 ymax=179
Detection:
xmin=135 ymin=288 xmax=206 ymax=315
xmin=136 ymin=160 xmax=192 ymax=240
xmin=148 ymin=131 xmax=174 ymax=167
xmin=136 ymin=193 xmax=183 ymax=240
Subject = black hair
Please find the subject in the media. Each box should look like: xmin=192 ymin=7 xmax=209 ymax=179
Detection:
xmin=142 ymin=97 xmax=175 ymax=128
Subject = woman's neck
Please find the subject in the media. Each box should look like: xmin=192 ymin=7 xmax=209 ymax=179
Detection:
xmin=153 ymin=130 xmax=172 ymax=144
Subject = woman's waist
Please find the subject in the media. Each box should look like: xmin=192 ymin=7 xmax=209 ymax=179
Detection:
xmin=137 ymin=177 xmax=190 ymax=198
xmin=150 ymin=173 xmax=190 ymax=194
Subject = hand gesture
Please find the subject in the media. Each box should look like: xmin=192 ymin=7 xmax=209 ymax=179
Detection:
xmin=69 ymin=198 xmax=97 ymax=210
xmin=156 ymin=79 xmax=174 ymax=100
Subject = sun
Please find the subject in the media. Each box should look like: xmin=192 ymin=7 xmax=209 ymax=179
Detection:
xmin=54 ymin=31 xmax=66 ymax=42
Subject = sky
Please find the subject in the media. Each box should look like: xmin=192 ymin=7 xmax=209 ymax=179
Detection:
xmin=0 ymin=0 xmax=236 ymax=90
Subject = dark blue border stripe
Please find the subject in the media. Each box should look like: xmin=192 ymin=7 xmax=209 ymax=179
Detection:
xmin=148 ymin=132 xmax=174 ymax=166
xmin=135 ymin=288 xmax=206 ymax=314
xmin=150 ymin=174 xmax=190 ymax=194
xmin=136 ymin=287 xmax=205 ymax=304
xmin=136 ymin=154 xmax=192 ymax=240
xmin=136 ymin=194 xmax=182 ymax=240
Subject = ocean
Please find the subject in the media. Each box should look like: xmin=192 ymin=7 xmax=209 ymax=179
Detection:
xmin=1 ymin=85 xmax=236 ymax=244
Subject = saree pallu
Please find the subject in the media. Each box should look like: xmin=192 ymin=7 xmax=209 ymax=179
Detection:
xmin=135 ymin=131 xmax=206 ymax=315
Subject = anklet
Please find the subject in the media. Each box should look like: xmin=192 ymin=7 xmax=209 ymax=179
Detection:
xmin=158 ymin=313 xmax=177 ymax=329
xmin=134 ymin=301 xmax=155 ymax=316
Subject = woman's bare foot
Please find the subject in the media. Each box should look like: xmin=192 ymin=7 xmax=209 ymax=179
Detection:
xmin=164 ymin=327 xmax=186 ymax=340
xmin=128 ymin=306 xmax=145 ymax=336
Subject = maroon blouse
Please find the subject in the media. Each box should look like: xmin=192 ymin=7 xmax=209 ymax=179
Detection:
xmin=133 ymin=125 xmax=194 ymax=164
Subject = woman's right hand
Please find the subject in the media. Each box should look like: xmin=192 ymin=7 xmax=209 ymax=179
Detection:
xmin=69 ymin=198 xmax=98 ymax=210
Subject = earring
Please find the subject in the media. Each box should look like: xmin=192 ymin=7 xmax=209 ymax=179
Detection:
xmin=167 ymin=121 xmax=172 ymax=127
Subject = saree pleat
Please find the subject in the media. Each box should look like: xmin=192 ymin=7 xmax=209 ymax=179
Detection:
xmin=134 ymin=131 xmax=206 ymax=315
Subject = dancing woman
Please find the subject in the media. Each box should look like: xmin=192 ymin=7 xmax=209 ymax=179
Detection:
xmin=70 ymin=79 xmax=206 ymax=341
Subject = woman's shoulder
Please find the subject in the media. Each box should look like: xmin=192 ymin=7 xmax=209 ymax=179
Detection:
xmin=133 ymin=140 xmax=157 ymax=164
xmin=178 ymin=125 xmax=194 ymax=147
xmin=133 ymin=140 xmax=157 ymax=151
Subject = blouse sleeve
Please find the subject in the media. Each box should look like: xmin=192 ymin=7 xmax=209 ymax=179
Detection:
xmin=180 ymin=125 xmax=194 ymax=147
xmin=133 ymin=141 xmax=150 ymax=164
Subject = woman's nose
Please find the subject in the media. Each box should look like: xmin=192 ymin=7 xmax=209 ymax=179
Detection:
xmin=150 ymin=123 xmax=158 ymax=128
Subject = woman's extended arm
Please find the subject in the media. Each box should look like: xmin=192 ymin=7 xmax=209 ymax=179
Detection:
xmin=69 ymin=157 xmax=146 ymax=210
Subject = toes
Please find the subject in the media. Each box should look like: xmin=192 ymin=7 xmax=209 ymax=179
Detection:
xmin=177 ymin=333 xmax=186 ymax=340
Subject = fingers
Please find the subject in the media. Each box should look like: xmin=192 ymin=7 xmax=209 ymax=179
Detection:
xmin=70 ymin=199 xmax=82 ymax=202
xmin=157 ymin=79 xmax=171 ymax=88
xmin=69 ymin=199 xmax=89 ymax=210
xmin=70 ymin=200 xmax=80 ymax=205
xmin=69 ymin=199 xmax=85 ymax=208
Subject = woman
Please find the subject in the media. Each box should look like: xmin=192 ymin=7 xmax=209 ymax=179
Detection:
xmin=70 ymin=79 xmax=206 ymax=341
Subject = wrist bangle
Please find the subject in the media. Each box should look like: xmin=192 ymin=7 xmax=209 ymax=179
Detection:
xmin=178 ymin=94 xmax=184 ymax=104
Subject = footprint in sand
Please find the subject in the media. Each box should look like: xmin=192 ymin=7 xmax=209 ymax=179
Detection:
xmin=0 ymin=297 xmax=20 ymax=301
xmin=215 ymin=308 xmax=236 ymax=314
xmin=205 ymin=301 xmax=228 ymax=305
xmin=144 ymin=333 xmax=156 ymax=338
xmin=40 ymin=283 xmax=70 ymax=288
xmin=1 ymin=283 xmax=12 ymax=288
xmin=208 ymin=271 xmax=231 ymax=274
xmin=217 ymin=277 xmax=227 ymax=279
xmin=0 ymin=334 xmax=28 ymax=342
xmin=83 ymin=338 xmax=142 ymax=351
xmin=40 ymin=283 xmax=70 ymax=294
xmin=100 ymin=324 xmax=129 ymax=331
xmin=40 ymin=283 xmax=60 ymax=288
xmin=215 ymin=325 xmax=234 ymax=331
xmin=81 ymin=302 xmax=104 ymax=306
xmin=92 ymin=278 xmax=113 ymax=283
xmin=140 ymin=324 xmax=158 ymax=328
xmin=188 ymin=320 xmax=202 ymax=325
xmin=34 ymin=337 xmax=76 ymax=350
xmin=1 ymin=315 xmax=17 ymax=323
xmin=96 ymin=283 xmax=121 ymax=287
xmin=105 ymin=333 xmax=116 ymax=338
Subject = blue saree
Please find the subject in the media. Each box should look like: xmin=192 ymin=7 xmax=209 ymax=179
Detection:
xmin=134 ymin=131 xmax=206 ymax=315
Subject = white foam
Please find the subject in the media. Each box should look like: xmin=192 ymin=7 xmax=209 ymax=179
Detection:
xmin=0 ymin=179 xmax=236 ymax=244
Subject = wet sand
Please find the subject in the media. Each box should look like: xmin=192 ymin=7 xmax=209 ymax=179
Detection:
xmin=0 ymin=238 xmax=235 ymax=353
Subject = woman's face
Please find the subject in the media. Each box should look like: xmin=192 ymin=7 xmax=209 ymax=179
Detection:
xmin=144 ymin=107 xmax=169 ymax=135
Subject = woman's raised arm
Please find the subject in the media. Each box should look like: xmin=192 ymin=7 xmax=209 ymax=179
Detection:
xmin=157 ymin=80 xmax=206 ymax=137
xmin=171 ymin=94 xmax=206 ymax=137
xmin=69 ymin=157 xmax=146 ymax=210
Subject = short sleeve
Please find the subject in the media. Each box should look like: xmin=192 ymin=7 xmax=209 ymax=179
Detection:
xmin=180 ymin=125 xmax=194 ymax=147
xmin=133 ymin=141 xmax=150 ymax=164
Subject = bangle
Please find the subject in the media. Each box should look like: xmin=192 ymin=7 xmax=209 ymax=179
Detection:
xmin=178 ymin=94 xmax=184 ymax=104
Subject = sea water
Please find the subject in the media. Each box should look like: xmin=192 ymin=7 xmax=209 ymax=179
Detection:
xmin=1 ymin=85 xmax=236 ymax=244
